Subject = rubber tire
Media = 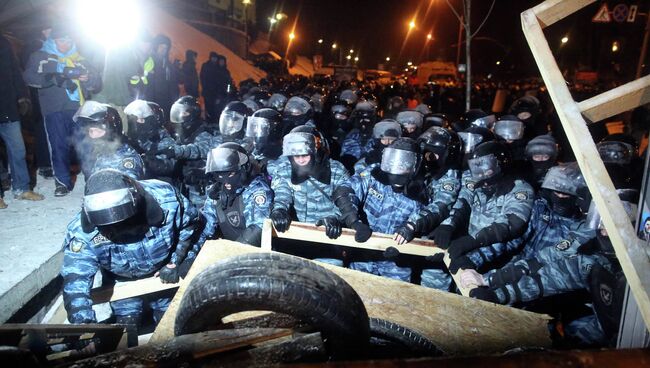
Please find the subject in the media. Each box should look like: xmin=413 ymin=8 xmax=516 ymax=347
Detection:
xmin=174 ymin=252 xmax=370 ymax=355
xmin=369 ymin=318 xmax=443 ymax=356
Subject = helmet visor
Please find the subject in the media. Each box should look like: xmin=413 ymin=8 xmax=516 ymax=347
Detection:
xmin=219 ymin=111 xmax=245 ymax=136
xmin=468 ymin=153 xmax=501 ymax=181
xmin=282 ymin=131 xmax=315 ymax=156
xmin=541 ymin=166 xmax=582 ymax=196
xmin=73 ymin=101 xmax=106 ymax=123
xmin=245 ymin=117 xmax=270 ymax=139
xmin=597 ymin=141 xmax=634 ymax=165
xmin=124 ymin=100 xmax=153 ymax=119
xmin=396 ymin=111 xmax=423 ymax=129
xmin=494 ymin=120 xmax=525 ymax=141
xmin=83 ymin=188 xmax=137 ymax=226
xmin=458 ymin=132 xmax=484 ymax=153
xmin=470 ymin=115 xmax=496 ymax=129
xmin=170 ymin=103 xmax=189 ymax=124
xmin=205 ymin=146 xmax=248 ymax=173
xmin=380 ymin=147 xmax=417 ymax=175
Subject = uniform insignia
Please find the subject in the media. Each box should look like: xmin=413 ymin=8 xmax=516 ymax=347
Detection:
xmin=70 ymin=239 xmax=84 ymax=252
xmin=542 ymin=214 xmax=550 ymax=222
xmin=582 ymin=263 xmax=593 ymax=273
xmin=122 ymin=158 xmax=135 ymax=169
xmin=443 ymin=183 xmax=454 ymax=192
xmin=555 ymin=239 xmax=571 ymax=251
xmin=369 ymin=187 xmax=384 ymax=200
xmin=92 ymin=233 xmax=110 ymax=245
xmin=599 ymin=283 xmax=613 ymax=306
xmin=466 ymin=182 xmax=475 ymax=190
xmin=254 ymin=193 xmax=267 ymax=206
xmin=514 ymin=191 xmax=528 ymax=201
xmin=227 ymin=211 xmax=241 ymax=227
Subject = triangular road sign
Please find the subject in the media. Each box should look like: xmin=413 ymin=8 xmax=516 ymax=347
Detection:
xmin=592 ymin=3 xmax=611 ymax=23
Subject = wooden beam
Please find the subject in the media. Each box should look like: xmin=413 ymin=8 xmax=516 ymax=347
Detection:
xmin=522 ymin=8 xmax=650 ymax=330
xmin=531 ymin=0 xmax=595 ymax=28
xmin=150 ymin=241 xmax=551 ymax=355
xmin=578 ymin=75 xmax=650 ymax=122
xmin=264 ymin=220 xmax=470 ymax=296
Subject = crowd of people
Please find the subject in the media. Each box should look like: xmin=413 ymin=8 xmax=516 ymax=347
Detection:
xmin=0 ymin=22 xmax=646 ymax=350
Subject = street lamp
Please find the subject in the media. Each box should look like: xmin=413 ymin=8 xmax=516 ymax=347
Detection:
xmin=407 ymin=61 xmax=412 ymax=66
xmin=331 ymin=43 xmax=337 ymax=49
xmin=269 ymin=17 xmax=277 ymax=24
xmin=561 ymin=36 xmax=569 ymax=44
xmin=349 ymin=49 xmax=354 ymax=54
xmin=289 ymin=32 xmax=295 ymax=40
xmin=354 ymin=56 xmax=359 ymax=62
xmin=427 ymin=33 xmax=432 ymax=40
xmin=386 ymin=56 xmax=390 ymax=61
xmin=318 ymin=39 xmax=323 ymax=44
xmin=409 ymin=20 xmax=416 ymax=30
xmin=496 ymin=60 xmax=501 ymax=65
xmin=612 ymin=41 xmax=619 ymax=52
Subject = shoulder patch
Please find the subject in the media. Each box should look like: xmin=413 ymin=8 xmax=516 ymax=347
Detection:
xmin=555 ymin=239 xmax=571 ymax=251
xmin=253 ymin=192 xmax=267 ymax=206
xmin=442 ymin=182 xmax=455 ymax=192
xmin=70 ymin=239 xmax=84 ymax=253
xmin=466 ymin=181 xmax=475 ymax=191
xmin=122 ymin=157 xmax=135 ymax=169
xmin=514 ymin=191 xmax=528 ymax=201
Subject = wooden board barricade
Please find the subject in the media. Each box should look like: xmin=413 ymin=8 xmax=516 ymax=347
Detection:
xmin=149 ymin=240 xmax=551 ymax=355
xmin=522 ymin=0 xmax=650 ymax=330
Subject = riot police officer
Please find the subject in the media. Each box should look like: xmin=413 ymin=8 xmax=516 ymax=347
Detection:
xmin=245 ymin=107 xmax=284 ymax=178
xmin=354 ymin=119 xmax=401 ymax=174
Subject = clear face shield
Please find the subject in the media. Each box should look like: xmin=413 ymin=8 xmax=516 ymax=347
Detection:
xmin=124 ymin=100 xmax=153 ymax=121
xmin=205 ymin=146 xmax=248 ymax=174
xmin=219 ymin=110 xmax=245 ymax=136
xmin=170 ymin=103 xmax=191 ymax=124
xmin=585 ymin=198 xmax=638 ymax=232
xmin=380 ymin=147 xmax=418 ymax=176
xmin=468 ymin=153 xmax=501 ymax=181
xmin=494 ymin=120 xmax=525 ymax=141
xmin=458 ymin=132 xmax=484 ymax=154
xmin=83 ymin=188 xmax=137 ymax=226
xmin=470 ymin=115 xmax=496 ymax=129
xmin=541 ymin=164 xmax=584 ymax=196
xmin=284 ymin=99 xmax=310 ymax=117
xmin=282 ymin=132 xmax=316 ymax=156
xmin=373 ymin=121 xmax=402 ymax=139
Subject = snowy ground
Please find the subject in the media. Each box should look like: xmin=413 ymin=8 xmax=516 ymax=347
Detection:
xmin=0 ymin=175 xmax=85 ymax=322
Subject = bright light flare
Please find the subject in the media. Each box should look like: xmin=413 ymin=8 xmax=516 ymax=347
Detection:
xmin=496 ymin=60 xmax=501 ymax=65
xmin=561 ymin=36 xmax=568 ymax=44
xmin=349 ymin=49 xmax=354 ymax=54
xmin=354 ymin=56 xmax=359 ymax=61
xmin=318 ymin=39 xmax=323 ymax=44
xmin=409 ymin=20 xmax=416 ymax=29
xmin=269 ymin=17 xmax=277 ymax=24
xmin=346 ymin=55 xmax=351 ymax=60
xmin=386 ymin=57 xmax=390 ymax=61
xmin=331 ymin=43 xmax=337 ymax=49
xmin=289 ymin=32 xmax=295 ymax=40
xmin=76 ymin=0 xmax=141 ymax=49
xmin=407 ymin=61 xmax=413 ymax=66
xmin=427 ymin=33 xmax=432 ymax=40
xmin=612 ymin=41 xmax=619 ymax=52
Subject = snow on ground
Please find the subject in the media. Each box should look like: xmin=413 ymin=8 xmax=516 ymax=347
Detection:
xmin=0 ymin=175 xmax=85 ymax=321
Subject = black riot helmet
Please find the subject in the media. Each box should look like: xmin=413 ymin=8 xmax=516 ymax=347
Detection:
xmin=205 ymin=142 xmax=251 ymax=190
xmin=82 ymin=169 xmax=145 ymax=227
xmin=124 ymin=99 xmax=163 ymax=141
xmin=458 ymin=126 xmax=495 ymax=161
xmin=283 ymin=95 xmax=313 ymax=128
xmin=418 ymin=126 xmax=462 ymax=174
xmin=463 ymin=108 xmax=496 ymax=129
xmin=330 ymin=103 xmax=352 ymax=132
xmin=372 ymin=137 xmax=421 ymax=190
xmin=268 ymin=93 xmax=288 ymax=112
xmin=396 ymin=110 xmax=424 ymax=139
xmin=467 ymin=141 xmax=511 ymax=188
xmin=246 ymin=108 xmax=283 ymax=154
xmin=351 ymin=100 xmax=377 ymax=134
xmin=283 ymin=125 xmax=331 ymax=184
xmin=170 ymin=95 xmax=201 ymax=140
xmin=373 ymin=119 xmax=402 ymax=143
xmin=73 ymin=101 xmax=123 ymax=141
xmin=597 ymin=134 xmax=638 ymax=166
xmin=509 ymin=95 xmax=541 ymax=125
xmin=526 ymin=134 xmax=558 ymax=184
xmin=219 ymin=101 xmax=250 ymax=139
xmin=540 ymin=162 xmax=586 ymax=217
xmin=424 ymin=113 xmax=450 ymax=130
xmin=415 ymin=103 xmax=432 ymax=116
xmin=338 ymin=89 xmax=358 ymax=108
xmin=252 ymin=90 xmax=272 ymax=108
xmin=385 ymin=96 xmax=405 ymax=118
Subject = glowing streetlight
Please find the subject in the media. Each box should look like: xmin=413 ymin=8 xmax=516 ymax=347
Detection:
xmin=346 ymin=55 xmax=351 ymax=60
xmin=75 ymin=0 xmax=141 ymax=49
xmin=612 ymin=41 xmax=619 ymax=52
xmin=427 ymin=33 xmax=432 ymax=40
xmin=496 ymin=60 xmax=501 ymax=65
xmin=349 ymin=49 xmax=354 ymax=54
xmin=276 ymin=13 xmax=287 ymax=20
xmin=404 ymin=68 xmax=409 ymax=72
xmin=561 ymin=36 xmax=568 ymax=44
xmin=289 ymin=32 xmax=295 ymax=40
xmin=242 ymin=0 xmax=251 ymax=4
xmin=409 ymin=20 xmax=416 ymax=30
xmin=386 ymin=57 xmax=390 ymax=61
xmin=407 ymin=61 xmax=413 ymax=66
xmin=318 ymin=39 xmax=323 ymax=44
xmin=331 ymin=43 xmax=337 ymax=49
xmin=269 ymin=17 xmax=277 ymax=24
xmin=354 ymin=56 xmax=359 ymax=62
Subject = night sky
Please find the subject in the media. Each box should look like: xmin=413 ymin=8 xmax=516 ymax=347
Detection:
xmin=255 ymin=0 xmax=648 ymax=79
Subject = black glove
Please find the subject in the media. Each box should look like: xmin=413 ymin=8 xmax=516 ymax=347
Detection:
xmin=351 ymin=220 xmax=372 ymax=243
xmin=384 ymin=246 xmax=400 ymax=261
xmin=158 ymin=264 xmax=179 ymax=284
xmin=271 ymin=208 xmax=291 ymax=232
xmin=177 ymin=258 xmax=194 ymax=278
xmin=395 ymin=222 xmax=416 ymax=243
xmin=144 ymin=155 xmax=167 ymax=174
xmin=425 ymin=253 xmax=444 ymax=264
xmin=316 ymin=216 xmax=342 ymax=239
xmin=469 ymin=287 xmax=500 ymax=303
xmin=448 ymin=235 xmax=480 ymax=259
xmin=431 ymin=225 xmax=454 ymax=249
xmin=448 ymin=255 xmax=475 ymax=274
xmin=159 ymin=147 xmax=177 ymax=159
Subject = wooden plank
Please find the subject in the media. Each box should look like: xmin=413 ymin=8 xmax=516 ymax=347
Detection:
xmin=264 ymin=220 xmax=469 ymax=296
xmin=578 ymin=75 xmax=650 ymax=122
xmin=522 ymin=8 xmax=650 ymax=330
xmin=531 ymin=0 xmax=595 ymax=28
xmin=150 ymin=241 xmax=551 ymax=355
xmin=90 ymin=276 xmax=178 ymax=304
xmin=260 ymin=217 xmax=274 ymax=250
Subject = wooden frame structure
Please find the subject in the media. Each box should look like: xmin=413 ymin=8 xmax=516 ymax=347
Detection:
xmin=522 ymin=0 xmax=650 ymax=329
